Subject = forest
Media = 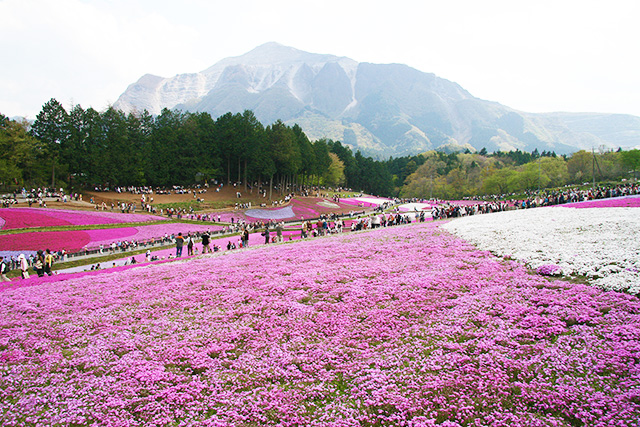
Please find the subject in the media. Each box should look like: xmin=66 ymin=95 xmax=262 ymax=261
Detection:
xmin=1 ymin=98 xmax=640 ymax=199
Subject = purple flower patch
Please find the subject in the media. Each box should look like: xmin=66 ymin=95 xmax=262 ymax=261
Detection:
xmin=536 ymin=264 xmax=563 ymax=276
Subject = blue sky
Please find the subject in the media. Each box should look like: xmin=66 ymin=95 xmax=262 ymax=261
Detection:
xmin=1 ymin=0 xmax=639 ymax=119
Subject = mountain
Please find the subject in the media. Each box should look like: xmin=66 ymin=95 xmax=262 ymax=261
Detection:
xmin=114 ymin=42 xmax=640 ymax=158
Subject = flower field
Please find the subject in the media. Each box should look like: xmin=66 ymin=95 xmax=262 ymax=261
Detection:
xmin=443 ymin=206 xmax=640 ymax=294
xmin=1 ymin=221 xmax=638 ymax=426
xmin=0 ymin=208 xmax=165 ymax=231
xmin=0 ymin=223 xmax=224 ymax=253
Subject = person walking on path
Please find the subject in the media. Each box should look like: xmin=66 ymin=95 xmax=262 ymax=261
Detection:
xmin=276 ymin=222 xmax=284 ymax=243
xmin=34 ymin=250 xmax=45 ymax=277
xmin=242 ymin=228 xmax=249 ymax=247
xmin=263 ymin=227 xmax=270 ymax=245
xmin=18 ymin=254 xmax=29 ymax=279
xmin=201 ymin=231 xmax=211 ymax=253
xmin=44 ymin=249 xmax=54 ymax=276
xmin=187 ymin=233 xmax=194 ymax=256
xmin=0 ymin=256 xmax=10 ymax=282
xmin=175 ymin=233 xmax=185 ymax=257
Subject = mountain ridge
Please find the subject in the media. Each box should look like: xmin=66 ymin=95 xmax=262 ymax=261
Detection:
xmin=113 ymin=42 xmax=640 ymax=158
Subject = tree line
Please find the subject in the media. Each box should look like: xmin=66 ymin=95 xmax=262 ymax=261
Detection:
xmin=1 ymin=99 xmax=393 ymax=196
xmin=1 ymin=98 xmax=639 ymax=199
xmin=394 ymin=148 xmax=640 ymax=200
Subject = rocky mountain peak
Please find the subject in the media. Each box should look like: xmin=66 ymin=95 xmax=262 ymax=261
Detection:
xmin=114 ymin=43 xmax=640 ymax=158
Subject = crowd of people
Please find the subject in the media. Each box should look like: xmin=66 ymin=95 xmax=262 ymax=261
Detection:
xmin=0 ymin=249 xmax=58 ymax=281
xmin=427 ymin=183 xmax=640 ymax=220
xmin=3 ymin=181 xmax=639 ymax=280
xmin=512 ymin=183 xmax=640 ymax=209
xmin=430 ymin=201 xmax=510 ymax=220
xmin=1 ymin=187 xmax=83 ymax=208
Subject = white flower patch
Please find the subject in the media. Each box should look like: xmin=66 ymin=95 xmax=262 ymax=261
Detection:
xmin=398 ymin=202 xmax=433 ymax=211
xmin=442 ymin=207 xmax=640 ymax=294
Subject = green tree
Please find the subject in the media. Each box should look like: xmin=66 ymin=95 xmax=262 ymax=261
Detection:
xmin=292 ymin=124 xmax=315 ymax=186
xmin=191 ymin=112 xmax=221 ymax=185
xmin=0 ymin=115 xmax=42 ymax=188
xmin=101 ymin=107 xmax=132 ymax=185
xmin=237 ymin=110 xmax=264 ymax=191
xmin=148 ymin=109 xmax=185 ymax=186
xmin=312 ymin=140 xmax=331 ymax=185
xmin=482 ymin=168 xmax=518 ymax=195
xmin=566 ymin=150 xmax=593 ymax=183
xmin=621 ymin=149 xmax=640 ymax=181
xmin=327 ymin=140 xmax=359 ymax=190
xmin=445 ymin=168 xmax=468 ymax=199
xmin=539 ymin=156 xmax=568 ymax=188
xmin=214 ymin=112 xmax=238 ymax=185
xmin=265 ymin=120 xmax=301 ymax=198
xmin=31 ymin=98 xmax=70 ymax=187
xmin=324 ymin=153 xmax=346 ymax=187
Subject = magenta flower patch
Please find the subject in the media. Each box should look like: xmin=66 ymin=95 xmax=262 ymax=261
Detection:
xmin=562 ymin=195 xmax=640 ymax=209
xmin=0 ymin=208 xmax=72 ymax=230
xmin=0 ymin=207 xmax=166 ymax=230
xmin=536 ymin=264 xmax=563 ymax=276
xmin=0 ymin=230 xmax=91 ymax=252
xmin=226 ymin=198 xmax=365 ymax=222
xmin=1 ymin=223 xmax=223 ymax=253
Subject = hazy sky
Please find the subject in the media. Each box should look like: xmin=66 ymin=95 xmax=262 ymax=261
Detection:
xmin=2 ymin=0 xmax=639 ymax=119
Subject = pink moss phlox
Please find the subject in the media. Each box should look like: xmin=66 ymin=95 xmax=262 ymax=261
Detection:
xmin=536 ymin=264 xmax=563 ymax=276
xmin=0 ymin=207 xmax=165 ymax=230
xmin=0 ymin=230 xmax=91 ymax=252
xmin=562 ymin=195 xmax=640 ymax=209
xmin=1 ymin=222 xmax=638 ymax=426
xmin=1 ymin=223 xmax=224 ymax=253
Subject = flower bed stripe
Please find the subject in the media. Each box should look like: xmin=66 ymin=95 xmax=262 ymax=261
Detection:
xmin=561 ymin=194 xmax=640 ymax=209
xmin=0 ymin=207 xmax=165 ymax=230
xmin=0 ymin=223 xmax=225 ymax=253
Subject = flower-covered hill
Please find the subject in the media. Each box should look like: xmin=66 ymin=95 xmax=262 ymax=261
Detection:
xmin=1 ymin=222 xmax=638 ymax=426
xmin=0 ymin=223 xmax=223 ymax=254
xmin=0 ymin=207 xmax=165 ymax=231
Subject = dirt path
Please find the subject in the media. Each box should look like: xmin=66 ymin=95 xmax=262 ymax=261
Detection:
xmin=26 ymin=185 xmax=302 ymax=213
xmin=85 ymin=185 xmax=265 ymax=211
